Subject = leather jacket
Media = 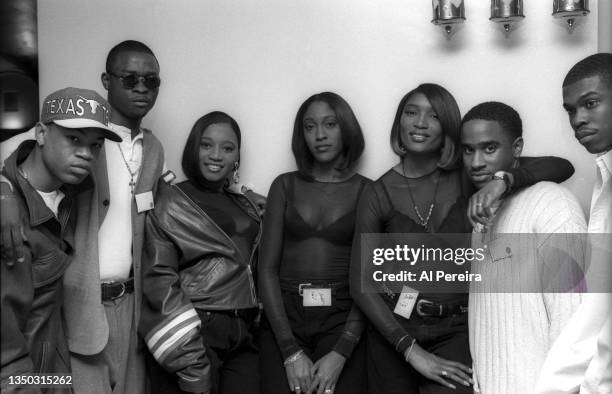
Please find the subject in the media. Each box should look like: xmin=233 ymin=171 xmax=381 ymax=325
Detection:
xmin=1 ymin=141 xmax=78 ymax=393
xmin=139 ymin=181 xmax=260 ymax=393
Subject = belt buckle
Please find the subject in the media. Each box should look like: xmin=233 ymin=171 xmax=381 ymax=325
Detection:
xmin=416 ymin=299 xmax=441 ymax=317
xmin=298 ymin=283 xmax=312 ymax=296
xmin=110 ymin=282 xmax=126 ymax=300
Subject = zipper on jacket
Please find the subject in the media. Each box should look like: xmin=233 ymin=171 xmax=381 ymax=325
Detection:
xmin=241 ymin=193 xmax=261 ymax=304
xmin=246 ymin=265 xmax=257 ymax=303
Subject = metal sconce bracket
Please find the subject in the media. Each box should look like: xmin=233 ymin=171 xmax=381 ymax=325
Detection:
xmin=431 ymin=0 xmax=466 ymax=37
xmin=552 ymin=0 xmax=590 ymax=32
xmin=490 ymin=0 xmax=525 ymax=35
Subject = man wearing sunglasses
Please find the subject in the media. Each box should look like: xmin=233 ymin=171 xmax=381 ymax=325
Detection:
xmin=0 ymin=39 xmax=267 ymax=394
xmin=60 ymin=40 xmax=169 ymax=394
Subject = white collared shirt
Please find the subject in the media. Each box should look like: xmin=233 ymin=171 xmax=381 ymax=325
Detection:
xmin=581 ymin=149 xmax=612 ymax=393
xmin=588 ymin=150 xmax=611 ymax=234
xmin=98 ymin=123 xmax=143 ymax=282
xmin=535 ymin=149 xmax=612 ymax=394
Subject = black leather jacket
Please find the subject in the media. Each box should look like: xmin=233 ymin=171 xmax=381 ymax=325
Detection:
xmin=139 ymin=181 xmax=260 ymax=393
xmin=1 ymin=141 xmax=78 ymax=393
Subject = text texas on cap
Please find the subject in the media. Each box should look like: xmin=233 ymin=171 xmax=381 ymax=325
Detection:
xmin=41 ymin=87 xmax=122 ymax=142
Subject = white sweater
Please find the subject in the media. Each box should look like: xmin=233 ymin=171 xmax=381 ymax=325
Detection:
xmin=469 ymin=182 xmax=587 ymax=394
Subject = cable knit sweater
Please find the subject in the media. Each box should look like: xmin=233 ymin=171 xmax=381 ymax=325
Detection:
xmin=469 ymin=182 xmax=587 ymax=394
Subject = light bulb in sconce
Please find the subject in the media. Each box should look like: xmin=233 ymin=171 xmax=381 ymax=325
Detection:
xmin=552 ymin=0 xmax=590 ymax=32
xmin=431 ymin=0 xmax=466 ymax=37
xmin=490 ymin=0 xmax=525 ymax=35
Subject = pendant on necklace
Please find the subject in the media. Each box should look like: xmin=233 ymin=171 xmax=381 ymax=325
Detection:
xmin=401 ymin=166 xmax=440 ymax=233
xmin=129 ymin=177 xmax=136 ymax=195
xmin=413 ymin=203 xmax=435 ymax=232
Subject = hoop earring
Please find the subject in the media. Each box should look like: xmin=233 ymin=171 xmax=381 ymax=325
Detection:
xmin=232 ymin=162 xmax=240 ymax=184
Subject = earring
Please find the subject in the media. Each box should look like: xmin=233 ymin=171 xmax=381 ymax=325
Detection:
xmin=232 ymin=162 xmax=240 ymax=184
xmin=398 ymin=143 xmax=407 ymax=153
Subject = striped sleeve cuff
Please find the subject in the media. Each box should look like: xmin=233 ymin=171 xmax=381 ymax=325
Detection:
xmin=144 ymin=307 xmax=201 ymax=364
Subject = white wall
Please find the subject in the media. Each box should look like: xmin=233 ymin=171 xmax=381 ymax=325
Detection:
xmin=38 ymin=0 xmax=598 ymax=213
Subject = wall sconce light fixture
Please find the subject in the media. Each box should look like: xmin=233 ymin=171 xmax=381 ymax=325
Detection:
xmin=490 ymin=0 xmax=525 ymax=34
xmin=432 ymin=0 xmax=466 ymax=36
xmin=552 ymin=0 xmax=590 ymax=31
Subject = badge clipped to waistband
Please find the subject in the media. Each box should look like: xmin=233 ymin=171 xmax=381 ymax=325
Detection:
xmin=393 ymin=285 xmax=419 ymax=319
xmin=299 ymin=283 xmax=332 ymax=307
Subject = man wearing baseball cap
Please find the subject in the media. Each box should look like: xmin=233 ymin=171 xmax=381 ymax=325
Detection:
xmin=0 ymin=87 xmax=120 ymax=392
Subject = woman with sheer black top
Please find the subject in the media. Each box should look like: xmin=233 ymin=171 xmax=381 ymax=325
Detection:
xmin=259 ymin=92 xmax=369 ymax=394
xmin=349 ymin=83 xmax=575 ymax=394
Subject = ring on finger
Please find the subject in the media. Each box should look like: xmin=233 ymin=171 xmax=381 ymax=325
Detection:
xmin=441 ymin=370 xmax=448 ymax=376
xmin=294 ymin=386 xmax=301 ymax=391
xmin=324 ymin=389 xmax=333 ymax=394
xmin=476 ymin=203 xmax=483 ymax=207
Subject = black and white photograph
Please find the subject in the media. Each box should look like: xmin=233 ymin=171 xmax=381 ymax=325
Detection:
xmin=1 ymin=1 xmax=610 ymax=393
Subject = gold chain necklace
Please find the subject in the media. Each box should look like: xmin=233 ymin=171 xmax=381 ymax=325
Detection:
xmin=401 ymin=165 xmax=441 ymax=232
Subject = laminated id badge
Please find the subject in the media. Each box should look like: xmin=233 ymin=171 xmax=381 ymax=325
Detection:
xmin=302 ymin=288 xmax=332 ymax=307
xmin=393 ymin=285 xmax=419 ymax=319
xmin=135 ymin=191 xmax=155 ymax=213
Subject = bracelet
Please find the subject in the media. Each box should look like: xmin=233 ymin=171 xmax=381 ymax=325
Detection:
xmin=492 ymin=171 xmax=512 ymax=195
xmin=404 ymin=339 xmax=417 ymax=361
xmin=283 ymin=350 xmax=305 ymax=366
xmin=395 ymin=334 xmax=412 ymax=352
xmin=342 ymin=330 xmax=360 ymax=342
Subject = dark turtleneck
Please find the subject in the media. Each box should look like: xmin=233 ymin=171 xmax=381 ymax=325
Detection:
xmin=177 ymin=179 xmax=258 ymax=261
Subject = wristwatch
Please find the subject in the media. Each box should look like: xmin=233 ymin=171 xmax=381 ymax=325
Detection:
xmin=492 ymin=171 xmax=512 ymax=193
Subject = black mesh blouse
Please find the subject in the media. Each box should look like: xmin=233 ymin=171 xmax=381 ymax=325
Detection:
xmin=350 ymin=156 xmax=575 ymax=354
xmin=259 ymin=172 xmax=370 ymax=359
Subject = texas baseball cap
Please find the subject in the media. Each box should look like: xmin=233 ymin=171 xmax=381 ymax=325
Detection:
xmin=40 ymin=87 xmax=122 ymax=142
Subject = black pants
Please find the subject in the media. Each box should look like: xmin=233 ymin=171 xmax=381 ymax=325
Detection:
xmin=366 ymin=313 xmax=471 ymax=394
xmin=259 ymin=288 xmax=366 ymax=394
xmin=148 ymin=310 xmax=259 ymax=394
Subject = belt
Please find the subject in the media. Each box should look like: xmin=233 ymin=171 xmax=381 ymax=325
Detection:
xmin=415 ymin=299 xmax=468 ymax=318
xmin=279 ymin=279 xmax=349 ymax=294
xmin=101 ymin=278 xmax=134 ymax=301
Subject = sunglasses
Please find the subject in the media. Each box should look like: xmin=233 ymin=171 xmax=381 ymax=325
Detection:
xmin=108 ymin=72 xmax=161 ymax=90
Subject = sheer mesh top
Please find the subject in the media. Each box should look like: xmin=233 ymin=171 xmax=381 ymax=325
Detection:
xmin=350 ymin=156 xmax=577 ymax=354
xmin=263 ymin=172 xmax=370 ymax=281
xmin=259 ymin=171 xmax=370 ymax=359
xmin=376 ymin=168 xmax=470 ymax=234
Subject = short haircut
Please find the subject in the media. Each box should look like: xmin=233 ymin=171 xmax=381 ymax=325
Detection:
xmin=390 ymin=83 xmax=461 ymax=170
xmin=563 ymin=53 xmax=612 ymax=89
xmin=182 ymin=111 xmax=241 ymax=185
xmin=462 ymin=101 xmax=523 ymax=141
xmin=292 ymin=92 xmax=365 ymax=177
xmin=105 ymin=40 xmax=158 ymax=73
